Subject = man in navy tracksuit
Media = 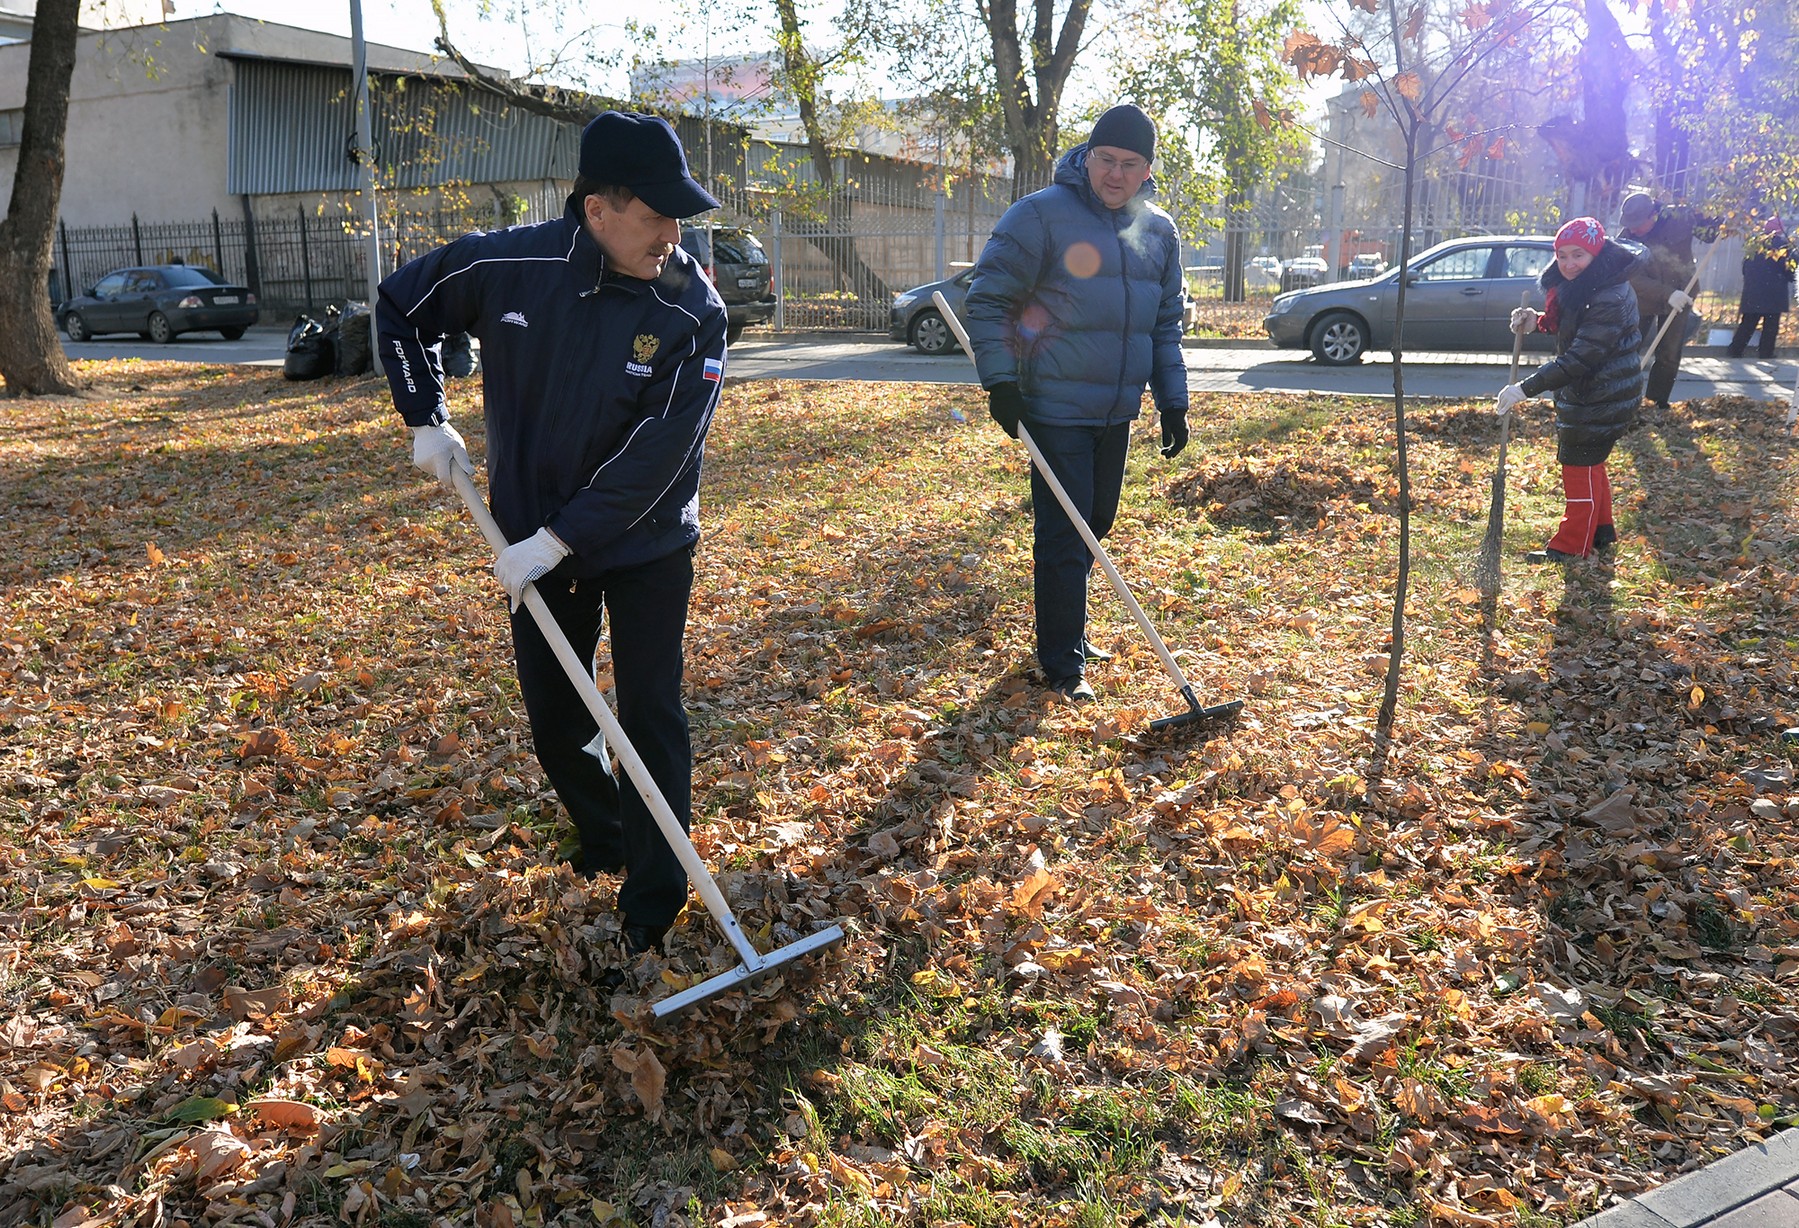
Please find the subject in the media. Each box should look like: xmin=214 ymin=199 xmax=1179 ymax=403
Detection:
xmin=964 ymin=105 xmax=1189 ymax=703
xmin=376 ymin=112 xmax=728 ymax=962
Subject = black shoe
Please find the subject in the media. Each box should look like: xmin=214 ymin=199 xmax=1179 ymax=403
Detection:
xmin=1525 ymin=547 xmax=1582 ymax=564
xmin=597 ymin=923 xmax=670 ymax=993
xmin=623 ymin=922 xmax=669 ymax=956
xmin=1651 ymin=400 xmax=1671 ymax=412
xmin=1081 ymin=640 xmax=1112 ymax=663
xmin=1591 ymin=524 xmax=1616 ymax=551
xmin=1048 ymin=675 xmax=1095 ymax=704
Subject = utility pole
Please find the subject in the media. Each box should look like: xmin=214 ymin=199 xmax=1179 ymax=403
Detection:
xmin=349 ymin=0 xmax=382 ymax=306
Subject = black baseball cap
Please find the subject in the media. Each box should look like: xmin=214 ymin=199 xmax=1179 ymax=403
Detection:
xmin=578 ymin=111 xmax=720 ymax=219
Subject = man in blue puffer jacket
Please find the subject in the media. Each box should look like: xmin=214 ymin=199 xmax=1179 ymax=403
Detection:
xmin=965 ymin=104 xmax=1190 ymax=703
xmin=377 ymin=112 xmax=728 ymax=964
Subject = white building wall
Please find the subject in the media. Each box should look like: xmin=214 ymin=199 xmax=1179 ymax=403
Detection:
xmin=0 ymin=14 xmax=464 ymax=226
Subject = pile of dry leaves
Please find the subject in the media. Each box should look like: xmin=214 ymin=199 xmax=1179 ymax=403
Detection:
xmin=1 ymin=366 xmax=1796 ymax=1227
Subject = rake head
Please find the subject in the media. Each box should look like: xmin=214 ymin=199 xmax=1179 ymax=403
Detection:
xmin=1148 ymin=685 xmax=1245 ymax=732
xmin=651 ymin=925 xmax=846 ymax=1019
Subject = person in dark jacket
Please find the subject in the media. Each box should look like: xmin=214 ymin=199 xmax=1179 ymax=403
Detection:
xmin=377 ymin=112 xmax=729 ymax=963
xmin=1497 ymin=217 xmax=1645 ymax=562
xmin=1619 ymin=191 xmax=1719 ymax=408
xmin=964 ymin=104 xmax=1189 ymax=703
xmin=1728 ymin=217 xmax=1795 ymax=359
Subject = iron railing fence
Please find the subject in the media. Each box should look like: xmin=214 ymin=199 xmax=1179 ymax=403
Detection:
xmin=53 ymin=164 xmax=1783 ymax=335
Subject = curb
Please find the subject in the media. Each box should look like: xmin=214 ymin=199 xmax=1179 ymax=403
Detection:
xmin=1571 ymin=1130 xmax=1799 ymax=1227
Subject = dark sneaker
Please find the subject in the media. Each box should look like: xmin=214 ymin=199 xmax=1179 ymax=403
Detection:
xmin=1591 ymin=524 xmax=1616 ymax=550
xmin=1526 ymin=546 xmax=1582 ymax=564
xmin=1081 ymin=640 xmax=1112 ymax=663
xmin=1049 ymin=675 xmax=1096 ymax=704
xmin=1525 ymin=547 xmax=1582 ymax=564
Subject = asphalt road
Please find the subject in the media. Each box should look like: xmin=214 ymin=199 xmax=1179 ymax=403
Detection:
xmin=60 ymin=328 xmax=1799 ymax=404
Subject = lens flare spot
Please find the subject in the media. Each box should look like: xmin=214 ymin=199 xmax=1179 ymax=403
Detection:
xmin=1063 ymin=242 xmax=1102 ymax=279
xmin=1019 ymin=303 xmax=1053 ymax=339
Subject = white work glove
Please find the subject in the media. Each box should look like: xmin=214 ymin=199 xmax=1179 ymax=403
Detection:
xmin=1509 ymin=306 xmax=1541 ymax=335
xmin=1495 ymin=383 xmax=1527 ymax=418
xmin=411 ymin=422 xmax=474 ymax=486
xmin=494 ymin=527 xmax=571 ymax=611
xmin=1667 ymin=288 xmax=1693 ymax=312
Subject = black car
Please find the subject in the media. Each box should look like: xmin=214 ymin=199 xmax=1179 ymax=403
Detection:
xmin=58 ymin=264 xmax=259 ymax=343
xmin=679 ymin=225 xmax=775 ymax=344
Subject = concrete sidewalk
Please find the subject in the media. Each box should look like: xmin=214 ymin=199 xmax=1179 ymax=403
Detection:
xmin=1574 ymin=1130 xmax=1799 ymax=1227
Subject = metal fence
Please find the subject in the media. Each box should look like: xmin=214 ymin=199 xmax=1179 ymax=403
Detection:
xmin=52 ymin=160 xmax=1782 ymax=335
xmin=51 ymin=197 xmax=559 ymax=320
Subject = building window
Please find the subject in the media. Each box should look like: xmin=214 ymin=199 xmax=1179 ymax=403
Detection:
xmin=0 ymin=109 xmax=22 ymax=148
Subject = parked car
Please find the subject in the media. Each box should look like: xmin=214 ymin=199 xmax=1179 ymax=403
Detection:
xmin=1346 ymin=253 xmax=1388 ymax=279
xmin=1244 ymin=256 xmax=1284 ymax=290
xmin=58 ymin=264 xmax=258 ymax=343
xmin=1280 ymin=246 xmax=1329 ymax=292
xmin=890 ymin=265 xmax=974 ymax=355
xmin=1264 ymin=234 xmax=1558 ymax=364
xmin=679 ymin=224 xmax=775 ymax=343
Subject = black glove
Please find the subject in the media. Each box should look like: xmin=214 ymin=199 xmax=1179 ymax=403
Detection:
xmin=986 ymin=382 xmax=1026 ymax=439
xmin=1159 ymin=406 xmax=1189 ymax=458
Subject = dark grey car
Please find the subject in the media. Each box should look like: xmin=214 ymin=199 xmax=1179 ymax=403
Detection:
xmin=679 ymin=225 xmax=776 ymax=344
xmin=890 ymin=266 xmax=973 ymax=355
xmin=1264 ymin=235 xmax=1557 ymax=364
xmin=59 ymin=264 xmax=259 ymax=343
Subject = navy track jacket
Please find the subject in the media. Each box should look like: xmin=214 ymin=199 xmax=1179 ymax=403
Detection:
xmin=377 ymin=199 xmax=728 ymax=575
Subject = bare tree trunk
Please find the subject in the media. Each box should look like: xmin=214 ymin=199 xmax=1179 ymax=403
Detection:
xmin=977 ymin=0 xmax=1091 ymax=198
xmin=0 ymin=0 xmax=82 ymax=397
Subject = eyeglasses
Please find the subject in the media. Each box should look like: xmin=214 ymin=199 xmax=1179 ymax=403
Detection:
xmin=1089 ymin=151 xmax=1149 ymax=176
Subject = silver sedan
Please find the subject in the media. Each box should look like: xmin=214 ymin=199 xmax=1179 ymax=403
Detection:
xmin=1263 ymin=235 xmax=1558 ymax=364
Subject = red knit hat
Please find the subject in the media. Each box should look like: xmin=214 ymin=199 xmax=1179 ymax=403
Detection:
xmin=1554 ymin=217 xmax=1611 ymax=255
xmin=1555 ymin=217 xmax=1605 ymax=255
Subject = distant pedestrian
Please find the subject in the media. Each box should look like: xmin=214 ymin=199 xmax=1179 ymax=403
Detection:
xmin=1496 ymin=217 xmax=1645 ymax=562
xmin=1727 ymin=217 xmax=1795 ymax=359
xmin=1619 ymin=191 xmax=1720 ymax=409
xmin=963 ymin=104 xmax=1189 ymax=703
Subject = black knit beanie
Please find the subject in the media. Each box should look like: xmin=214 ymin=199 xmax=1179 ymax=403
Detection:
xmin=1088 ymin=105 xmax=1156 ymax=162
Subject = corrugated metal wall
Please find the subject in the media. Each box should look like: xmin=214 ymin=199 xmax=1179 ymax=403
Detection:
xmin=227 ymin=58 xmax=582 ymax=195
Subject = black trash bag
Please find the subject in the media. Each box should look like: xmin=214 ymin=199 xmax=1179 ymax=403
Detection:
xmin=283 ymin=312 xmax=334 ymax=381
xmin=334 ymin=302 xmax=373 ymax=377
xmin=442 ymin=331 xmax=478 ymax=378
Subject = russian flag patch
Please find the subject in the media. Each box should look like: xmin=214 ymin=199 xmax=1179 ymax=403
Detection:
xmin=702 ymin=357 xmax=724 ymax=383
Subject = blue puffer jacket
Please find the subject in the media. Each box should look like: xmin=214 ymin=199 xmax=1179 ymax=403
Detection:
xmin=964 ymin=144 xmax=1188 ymax=426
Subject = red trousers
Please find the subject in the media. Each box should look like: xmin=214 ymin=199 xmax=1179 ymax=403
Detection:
xmin=1546 ymin=463 xmax=1613 ymax=556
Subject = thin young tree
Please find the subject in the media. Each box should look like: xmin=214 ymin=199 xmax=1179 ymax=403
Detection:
xmin=1281 ymin=0 xmax=1563 ymax=746
xmin=429 ymin=0 xmax=894 ymax=318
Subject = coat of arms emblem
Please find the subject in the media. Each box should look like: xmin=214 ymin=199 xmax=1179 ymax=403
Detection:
xmin=632 ymin=334 xmax=659 ymax=364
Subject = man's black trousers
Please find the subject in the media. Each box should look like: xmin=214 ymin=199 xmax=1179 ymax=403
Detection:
xmin=509 ymin=545 xmax=694 ymax=929
xmin=1028 ymin=420 xmax=1132 ymax=684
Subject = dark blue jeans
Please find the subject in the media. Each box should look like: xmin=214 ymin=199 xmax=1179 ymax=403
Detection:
xmin=1027 ymin=420 xmax=1132 ymax=683
xmin=511 ymin=546 xmax=694 ymax=929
